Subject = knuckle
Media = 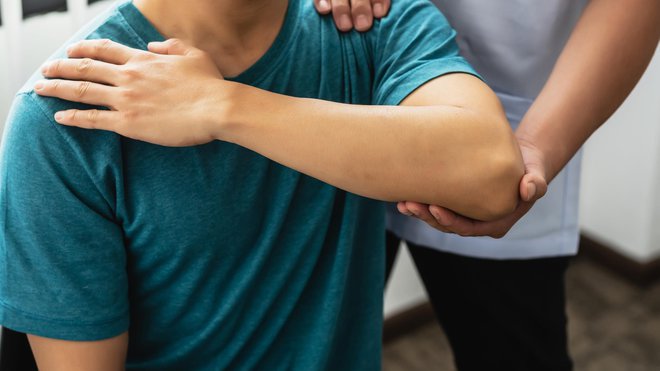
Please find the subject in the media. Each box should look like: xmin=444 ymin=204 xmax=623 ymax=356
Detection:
xmin=87 ymin=109 xmax=100 ymax=124
xmin=77 ymin=81 xmax=91 ymax=98
xmin=119 ymin=87 xmax=136 ymax=101
xmin=332 ymin=0 xmax=349 ymax=12
xmin=120 ymin=110 xmax=139 ymax=124
xmin=92 ymin=39 xmax=111 ymax=56
xmin=351 ymin=0 xmax=370 ymax=14
xmin=51 ymin=80 xmax=61 ymax=92
xmin=51 ymin=59 xmax=62 ymax=75
xmin=77 ymin=58 xmax=93 ymax=75
xmin=99 ymin=39 xmax=112 ymax=52
xmin=122 ymin=66 xmax=140 ymax=80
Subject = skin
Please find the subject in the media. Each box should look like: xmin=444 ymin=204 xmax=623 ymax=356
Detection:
xmin=28 ymin=333 xmax=128 ymax=371
xmin=28 ymin=0 xmax=523 ymax=367
xmin=313 ymin=0 xmax=391 ymax=32
xmin=330 ymin=0 xmax=660 ymax=238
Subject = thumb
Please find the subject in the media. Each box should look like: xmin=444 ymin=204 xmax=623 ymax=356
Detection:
xmin=519 ymin=168 xmax=548 ymax=202
xmin=148 ymin=38 xmax=195 ymax=56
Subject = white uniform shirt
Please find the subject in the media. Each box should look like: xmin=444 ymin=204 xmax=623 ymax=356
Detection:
xmin=387 ymin=0 xmax=590 ymax=259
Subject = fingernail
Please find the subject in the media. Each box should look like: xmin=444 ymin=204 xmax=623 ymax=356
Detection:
xmin=41 ymin=63 xmax=50 ymax=75
xmin=373 ymin=3 xmax=384 ymax=17
xmin=526 ymin=182 xmax=536 ymax=201
xmin=54 ymin=112 xmax=64 ymax=122
xmin=319 ymin=0 xmax=330 ymax=11
xmin=34 ymin=81 xmax=45 ymax=91
xmin=356 ymin=15 xmax=369 ymax=30
xmin=430 ymin=208 xmax=442 ymax=221
xmin=339 ymin=14 xmax=352 ymax=30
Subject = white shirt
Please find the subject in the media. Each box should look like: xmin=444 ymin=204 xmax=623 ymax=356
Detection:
xmin=387 ymin=0 xmax=590 ymax=259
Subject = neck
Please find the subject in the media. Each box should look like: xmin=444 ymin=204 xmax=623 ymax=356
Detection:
xmin=133 ymin=0 xmax=289 ymax=76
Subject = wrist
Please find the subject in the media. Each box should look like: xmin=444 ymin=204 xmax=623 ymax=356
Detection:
xmin=203 ymin=79 xmax=247 ymax=143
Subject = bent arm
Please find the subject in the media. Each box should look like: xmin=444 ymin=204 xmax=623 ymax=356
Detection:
xmin=36 ymin=40 xmax=522 ymax=221
xmin=218 ymin=73 xmax=523 ymax=220
xmin=517 ymin=0 xmax=660 ymax=183
xmin=394 ymin=0 xmax=660 ymax=237
xmin=28 ymin=332 xmax=128 ymax=371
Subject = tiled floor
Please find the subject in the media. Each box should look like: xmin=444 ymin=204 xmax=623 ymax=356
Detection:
xmin=383 ymin=256 xmax=660 ymax=371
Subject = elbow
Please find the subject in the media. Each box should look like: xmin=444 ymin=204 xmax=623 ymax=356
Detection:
xmin=478 ymin=154 xmax=524 ymax=221
xmin=466 ymin=136 xmax=525 ymax=222
xmin=478 ymin=143 xmax=525 ymax=221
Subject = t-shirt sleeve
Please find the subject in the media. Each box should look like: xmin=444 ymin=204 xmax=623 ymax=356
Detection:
xmin=0 ymin=93 xmax=129 ymax=341
xmin=368 ymin=0 xmax=480 ymax=106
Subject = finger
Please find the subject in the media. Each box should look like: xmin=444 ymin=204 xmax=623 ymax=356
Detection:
xmin=34 ymin=79 xmax=117 ymax=108
xmin=427 ymin=205 xmax=481 ymax=237
xmin=66 ymin=39 xmax=137 ymax=65
xmin=397 ymin=202 xmax=413 ymax=216
xmin=148 ymin=39 xmax=197 ymax=56
xmin=406 ymin=203 xmax=450 ymax=232
xmin=431 ymin=201 xmax=532 ymax=238
xmin=371 ymin=0 xmax=390 ymax=18
xmin=41 ymin=58 xmax=120 ymax=86
xmin=54 ymin=109 xmax=119 ymax=132
xmin=314 ymin=0 xmax=332 ymax=14
xmin=399 ymin=201 xmax=430 ymax=217
xmin=351 ymin=0 xmax=373 ymax=32
xmin=428 ymin=206 xmax=459 ymax=227
xmin=331 ymin=0 xmax=353 ymax=32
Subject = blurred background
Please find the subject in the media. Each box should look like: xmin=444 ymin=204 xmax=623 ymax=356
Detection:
xmin=0 ymin=1 xmax=659 ymax=370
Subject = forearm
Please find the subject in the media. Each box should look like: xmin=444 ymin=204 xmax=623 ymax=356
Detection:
xmin=517 ymin=0 xmax=660 ymax=182
xmin=218 ymin=82 xmax=523 ymax=221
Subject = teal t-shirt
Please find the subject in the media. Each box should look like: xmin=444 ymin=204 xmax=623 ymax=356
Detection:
xmin=0 ymin=0 xmax=476 ymax=369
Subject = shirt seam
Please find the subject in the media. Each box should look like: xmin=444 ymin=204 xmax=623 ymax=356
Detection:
xmin=377 ymin=57 xmax=479 ymax=105
xmin=0 ymin=299 xmax=128 ymax=327
xmin=115 ymin=9 xmax=151 ymax=50
xmin=20 ymin=92 xmax=118 ymax=216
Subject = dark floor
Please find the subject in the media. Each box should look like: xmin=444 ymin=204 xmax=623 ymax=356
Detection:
xmin=383 ymin=256 xmax=660 ymax=371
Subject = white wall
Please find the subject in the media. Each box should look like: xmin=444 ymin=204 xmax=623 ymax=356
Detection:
xmin=0 ymin=0 xmax=115 ymax=127
xmin=384 ymin=243 xmax=429 ymax=316
xmin=579 ymin=45 xmax=660 ymax=263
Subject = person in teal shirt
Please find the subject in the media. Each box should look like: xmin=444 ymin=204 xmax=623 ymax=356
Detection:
xmin=0 ymin=0 xmax=523 ymax=369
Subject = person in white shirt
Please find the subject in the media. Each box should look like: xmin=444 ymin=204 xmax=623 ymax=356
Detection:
xmin=316 ymin=0 xmax=660 ymax=369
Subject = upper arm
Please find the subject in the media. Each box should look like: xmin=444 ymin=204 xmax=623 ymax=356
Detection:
xmin=400 ymin=72 xmax=506 ymax=119
xmin=0 ymin=94 xmax=129 ymax=343
xmin=28 ymin=332 xmax=128 ymax=371
xmin=369 ymin=0 xmax=483 ymax=107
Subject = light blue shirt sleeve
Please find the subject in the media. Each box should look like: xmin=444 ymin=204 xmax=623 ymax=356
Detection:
xmin=368 ymin=0 xmax=480 ymax=106
xmin=0 ymin=92 xmax=129 ymax=341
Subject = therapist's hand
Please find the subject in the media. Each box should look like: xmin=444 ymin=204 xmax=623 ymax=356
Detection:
xmin=314 ymin=0 xmax=391 ymax=32
xmin=35 ymin=38 xmax=228 ymax=147
xmin=398 ymin=139 xmax=548 ymax=238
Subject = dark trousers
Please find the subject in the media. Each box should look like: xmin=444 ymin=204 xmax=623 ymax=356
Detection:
xmin=0 ymin=327 xmax=38 ymax=371
xmin=386 ymin=231 xmax=573 ymax=371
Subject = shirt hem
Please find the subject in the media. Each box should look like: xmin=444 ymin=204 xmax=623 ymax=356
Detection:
xmin=0 ymin=301 xmax=129 ymax=341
